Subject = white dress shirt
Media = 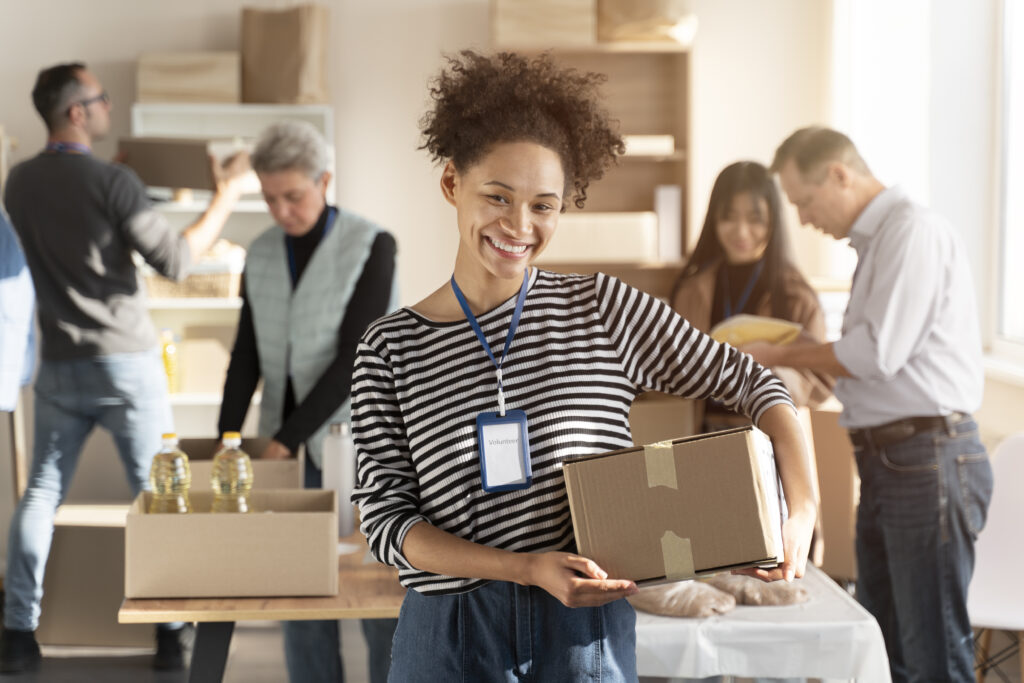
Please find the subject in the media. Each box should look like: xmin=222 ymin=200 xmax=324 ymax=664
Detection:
xmin=832 ymin=186 xmax=984 ymax=428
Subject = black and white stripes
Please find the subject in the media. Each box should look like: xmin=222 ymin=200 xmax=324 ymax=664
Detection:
xmin=351 ymin=269 xmax=792 ymax=595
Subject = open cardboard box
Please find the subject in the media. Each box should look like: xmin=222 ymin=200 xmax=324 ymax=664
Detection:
xmin=178 ymin=437 xmax=302 ymax=491
xmin=563 ymin=426 xmax=786 ymax=584
xmin=125 ymin=489 xmax=338 ymax=599
xmin=117 ymin=136 xmax=259 ymax=192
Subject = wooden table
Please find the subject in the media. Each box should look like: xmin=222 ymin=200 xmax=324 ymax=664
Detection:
xmin=119 ymin=537 xmax=405 ymax=683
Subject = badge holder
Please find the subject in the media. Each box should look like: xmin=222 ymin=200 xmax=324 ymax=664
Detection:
xmin=476 ymin=409 xmax=532 ymax=493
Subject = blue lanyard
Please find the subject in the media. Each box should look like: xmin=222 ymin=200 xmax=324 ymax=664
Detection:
xmin=450 ymin=268 xmax=530 ymax=416
xmin=722 ymin=260 xmax=764 ymax=319
xmin=286 ymin=206 xmax=336 ymax=285
xmin=44 ymin=141 xmax=91 ymax=155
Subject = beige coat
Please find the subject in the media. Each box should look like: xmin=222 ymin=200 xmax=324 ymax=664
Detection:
xmin=671 ymin=262 xmax=834 ymax=425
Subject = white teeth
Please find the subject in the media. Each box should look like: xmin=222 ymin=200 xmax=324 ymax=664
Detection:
xmin=487 ymin=236 xmax=528 ymax=254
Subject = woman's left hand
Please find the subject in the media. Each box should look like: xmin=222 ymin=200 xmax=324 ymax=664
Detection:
xmin=733 ymin=505 xmax=815 ymax=583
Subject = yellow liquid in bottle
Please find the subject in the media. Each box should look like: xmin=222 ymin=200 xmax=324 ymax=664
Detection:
xmin=149 ymin=433 xmax=191 ymax=514
xmin=211 ymin=432 xmax=254 ymax=513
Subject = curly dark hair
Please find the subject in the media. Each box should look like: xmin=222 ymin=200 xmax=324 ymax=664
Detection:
xmin=419 ymin=50 xmax=624 ymax=209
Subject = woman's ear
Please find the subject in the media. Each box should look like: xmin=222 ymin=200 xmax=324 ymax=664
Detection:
xmin=440 ymin=161 xmax=458 ymax=207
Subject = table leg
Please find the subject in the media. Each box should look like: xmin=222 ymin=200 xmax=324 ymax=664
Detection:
xmin=188 ymin=621 xmax=235 ymax=683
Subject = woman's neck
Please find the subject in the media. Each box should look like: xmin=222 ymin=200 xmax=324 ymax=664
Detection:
xmin=451 ymin=254 xmax=529 ymax=316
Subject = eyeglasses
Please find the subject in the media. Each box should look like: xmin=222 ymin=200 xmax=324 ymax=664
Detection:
xmin=67 ymin=91 xmax=110 ymax=114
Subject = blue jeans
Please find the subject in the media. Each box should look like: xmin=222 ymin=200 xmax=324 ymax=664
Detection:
xmin=4 ymin=351 xmax=173 ymax=631
xmin=281 ymin=457 xmax=397 ymax=683
xmin=389 ymin=580 xmax=637 ymax=682
xmin=853 ymin=417 xmax=993 ymax=683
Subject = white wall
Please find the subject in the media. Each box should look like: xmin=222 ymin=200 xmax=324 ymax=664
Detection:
xmin=688 ymin=0 xmax=842 ymax=279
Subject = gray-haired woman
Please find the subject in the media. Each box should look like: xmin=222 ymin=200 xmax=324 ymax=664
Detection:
xmin=217 ymin=120 xmax=399 ymax=683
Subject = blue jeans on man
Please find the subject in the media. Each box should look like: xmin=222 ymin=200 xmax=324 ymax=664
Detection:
xmin=4 ymin=351 xmax=173 ymax=631
xmin=853 ymin=416 xmax=993 ymax=683
xmin=281 ymin=457 xmax=397 ymax=683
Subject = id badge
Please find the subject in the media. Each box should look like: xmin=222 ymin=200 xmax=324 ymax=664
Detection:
xmin=476 ymin=410 xmax=532 ymax=492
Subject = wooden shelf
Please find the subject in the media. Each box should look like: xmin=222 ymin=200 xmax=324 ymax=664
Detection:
xmin=505 ymin=41 xmax=691 ymax=55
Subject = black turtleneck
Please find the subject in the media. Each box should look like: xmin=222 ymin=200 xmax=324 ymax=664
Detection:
xmin=709 ymin=260 xmax=769 ymax=329
xmin=218 ymin=206 xmax=397 ymax=458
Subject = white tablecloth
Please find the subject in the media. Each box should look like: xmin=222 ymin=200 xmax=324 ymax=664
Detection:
xmin=635 ymin=565 xmax=891 ymax=682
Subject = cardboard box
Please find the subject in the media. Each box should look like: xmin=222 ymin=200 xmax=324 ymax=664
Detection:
xmin=178 ymin=437 xmax=302 ymax=491
xmin=628 ymin=391 xmax=696 ymax=446
xmin=37 ymin=505 xmax=154 ymax=647
xmin=118 ymin=137 xmax=256 ymax=191
xmin=563 ymin=426 xmax=785 ymax=584
xmin=809 ymin=401 xmax=859 ymax=581
xmin=137 ymin=51 xmax=241 ymax=103
xmin=536 ymin=212 xmax=659 ymax=264
xmin=125 ymin=489 xmax=338 ymax=598
xmin=492 ymin=0 xmax=596 ymax=47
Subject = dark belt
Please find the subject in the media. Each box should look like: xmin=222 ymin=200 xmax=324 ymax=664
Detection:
xmin=848 ymin=412 xmax=969 ymax=449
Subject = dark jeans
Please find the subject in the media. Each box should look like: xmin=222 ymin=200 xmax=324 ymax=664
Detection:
xmin=853 ymin=417 xmax=993 ymax=683
xmin=281 ymin=456 xmax=398 ymax=683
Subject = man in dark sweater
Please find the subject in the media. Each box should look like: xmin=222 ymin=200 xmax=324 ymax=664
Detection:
xmin=0 ymin=62 xmax=249 ymax=674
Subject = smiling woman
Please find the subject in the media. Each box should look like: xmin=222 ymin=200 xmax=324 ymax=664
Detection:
xmin=349 ymin=50 xmax=817 ymax=683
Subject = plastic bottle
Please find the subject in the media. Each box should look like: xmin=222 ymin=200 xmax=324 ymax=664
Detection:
xmin=322 ymin=422 xmax=356 ymax=537
xmin=160 ymin=329 xmax=180 ymax=393
xmin=210 ymin=431 xmax=254 ymax=513
xmin=148 ymin=433 xmax=192 ymax=513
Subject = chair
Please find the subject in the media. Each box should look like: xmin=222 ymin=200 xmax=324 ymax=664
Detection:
xmin=969 ymin=433 xmax=1024 ymax=683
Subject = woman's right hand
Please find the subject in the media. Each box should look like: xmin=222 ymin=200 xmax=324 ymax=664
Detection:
xmin=523 ymin=551 xmax=638 ymax=608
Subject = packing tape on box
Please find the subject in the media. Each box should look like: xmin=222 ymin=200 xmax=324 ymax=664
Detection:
xmin=644 ymin=440 xmax=677 ymax=489
xmin=660 ymin=531 xmax=696 ymax=580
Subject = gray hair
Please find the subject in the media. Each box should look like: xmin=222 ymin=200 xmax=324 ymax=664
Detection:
xmin=251 ymin=120 xmax=331 ymax=179
xmin=771 ymin=126 xmax=872 ymax=181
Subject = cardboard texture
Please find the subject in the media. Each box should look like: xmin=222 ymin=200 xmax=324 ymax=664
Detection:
xmin=125 ymin=489 xmax=338 ymax=598
xmin=137 ymin=51 xmax=240 ymax=103
xmin=628 ymin=391 xmax=696 ymax=446
xmin=241 ymin=5 xmax=330 ymax=104
xmin=563 ymin=427 xmax=786 ymax=583
xmin=492 ymin=0 xmax=596 ymax=47
xmin=178 ymin=437 xmax=302 ymax=492
xmin=118 ymin=137 xmax=217 ymax=190
xmin=809 ymin=403 xmax=859 ymax=581
xmin=37 ymin=505 xmax=153 ymax=647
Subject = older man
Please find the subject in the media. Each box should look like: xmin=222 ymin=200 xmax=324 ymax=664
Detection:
xmin=0 ymin=62 xmax=249 ymax=673
xmin=746 ymin=126 xmax=992 ymax=683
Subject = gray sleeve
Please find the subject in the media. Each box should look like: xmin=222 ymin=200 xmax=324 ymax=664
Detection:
xmin=110 ymin=166 xmax=191 ymax=281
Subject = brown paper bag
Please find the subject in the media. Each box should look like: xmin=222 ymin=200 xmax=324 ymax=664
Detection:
xmin=241 ymin=4 xmax=329 ymax=104
xmin=597 ymin=0 xmax=697 ymax=43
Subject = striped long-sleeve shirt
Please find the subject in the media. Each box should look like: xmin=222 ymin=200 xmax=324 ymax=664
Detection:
xmin=351 ymin=269 xmax=793 ymax=595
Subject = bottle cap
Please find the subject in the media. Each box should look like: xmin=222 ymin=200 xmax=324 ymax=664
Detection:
xmin=162 ymin=432 xmax=177 ymax=440
xmin=222 ymin=431 xmax=242 ymax=440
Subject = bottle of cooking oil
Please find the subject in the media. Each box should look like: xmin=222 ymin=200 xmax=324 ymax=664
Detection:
xmin=148 ymin=433 xmax=191 ymax=513
xmin=210 ymin=431 xmax=254 ymax=513
xmin=160 ymin=329 xmax=180 ymax=393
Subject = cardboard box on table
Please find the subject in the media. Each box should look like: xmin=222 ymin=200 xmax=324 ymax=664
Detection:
xmin=35 ymin=449 xmax=305 ymax=645
xmin=563 ymin=427 xmax=786 ymax=583
xmin=179 ymin=437 xmax=303 ymax=491
xmin=125 ymin=490 xmax=338 ymax=599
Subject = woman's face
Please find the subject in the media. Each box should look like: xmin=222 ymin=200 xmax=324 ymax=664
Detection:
xmin=444 ymin=141 xmax=565 ymax=282
xmin=715 ymin=191 xmax=772 ymax=264
xmin=258 ymin=169 xmax=330 ymax=237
